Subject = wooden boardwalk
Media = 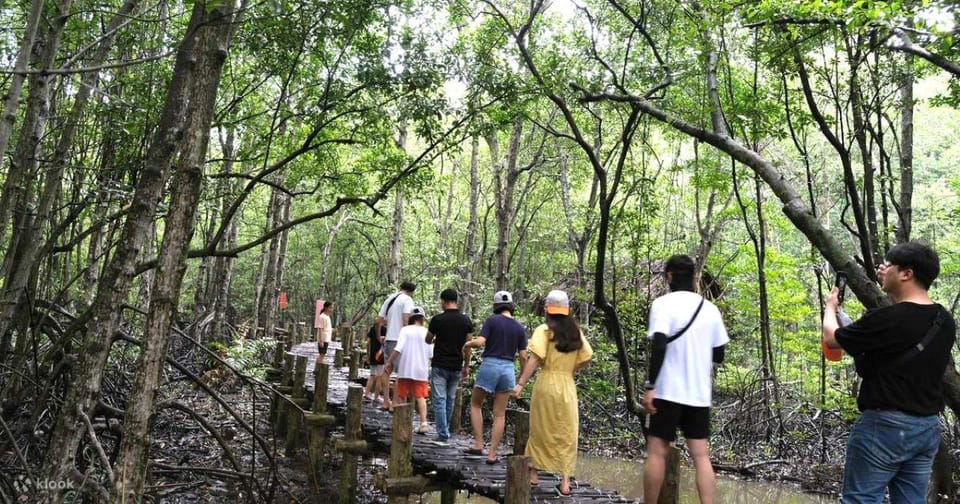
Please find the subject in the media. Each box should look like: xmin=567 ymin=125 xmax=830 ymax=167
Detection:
xmin=290 ymin=341 xmax=639 ymax=503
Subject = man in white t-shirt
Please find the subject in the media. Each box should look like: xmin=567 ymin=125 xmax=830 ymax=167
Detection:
xmin=375 ymin=281 xmax=416 ymax=410
xmin=384 ymin=306 xmax=433 ymax=433
xmin=642 ymin=254 xmax=728 ymax=504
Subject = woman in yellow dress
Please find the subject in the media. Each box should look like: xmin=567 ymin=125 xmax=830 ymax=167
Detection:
xmin=513 ymin=289 xmax=593 ymax=496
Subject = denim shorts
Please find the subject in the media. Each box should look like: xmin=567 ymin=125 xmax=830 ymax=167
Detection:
xmin=383 ymin=340 xmax=397 ymax=362
xmin=474 ymin=357 xmax=515 ymax=394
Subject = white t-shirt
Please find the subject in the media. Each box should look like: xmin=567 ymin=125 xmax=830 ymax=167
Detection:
xmin=647 ymin=290 xmax=729 ymax=407
xmin=393 ymin=325 xmax=433 ymax=381
xmin=317 ymin=313 xmax=333 ymax=344
xmin=378 ymin=292 xmax=413 ymax=342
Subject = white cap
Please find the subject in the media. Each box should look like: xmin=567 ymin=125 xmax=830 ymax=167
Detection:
xmin=493 ymin=291 xmax=513 ymax=305
xmin=544 ymin=290 xmax=570 ymax=315
xmin=411 ymin=306 xmax=426 ymax=317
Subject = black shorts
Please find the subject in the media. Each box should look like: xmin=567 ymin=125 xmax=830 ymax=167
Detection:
xmin=644 ymin=399 xmax=710 ymax=442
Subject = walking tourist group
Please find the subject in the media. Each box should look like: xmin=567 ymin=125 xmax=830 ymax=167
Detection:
xmin=318 ymin=241 xmax=955 ymax=503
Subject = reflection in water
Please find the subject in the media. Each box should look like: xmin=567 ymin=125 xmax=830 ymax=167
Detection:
xmin=420 ymin=454 xmax=832 ymax=503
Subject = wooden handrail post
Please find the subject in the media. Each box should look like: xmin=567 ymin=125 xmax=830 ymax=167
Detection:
xmin=272 ymin=339 xmax=284 ymax=369
xmin=335 ymin=347 xmax=344 ymax=367
xmin=337 ymin=385 xmax=365 ymax=503
xmin=349 ymin=350 xmax=361 ymax=381
xmin=271 ymin=352 xmax=295 ymax=425
xmin=307 ymin=362 xmax=332 ymax=490
xmin=658 ymin=446 xmax=680 ymax=504
xmin=387 ymin=403 xmax=413 ymax=504
xmin=451 ymin=386 xmax=463 ymax=434
xmin=285 ymin=355 xmax=308 ymax=455
xmin=505 ymin=455 xmax=531 ymax=503
xmin=512 ymin=410 xmax=529 ymax=456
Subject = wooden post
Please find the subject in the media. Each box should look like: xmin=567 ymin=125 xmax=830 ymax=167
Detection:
xmin=440 ymin=488 xmax=456 ymax=504
xmin=450 ymin=386 xmax=463 ymax=434
xmin=271 ymin=352 xmax=295 ymax=424
xmin=307 ymin=362 xmax=332 ymax=489
xmin=338 ymin=385 xmax=364 ymax=503
xmin=658 ymin=446 xmax=680 ymax=504
xmin=388 ymin=403 xmax=413 ymax=504
xmin=314 ymin=362 xmax=330 ymax=415
xmin=349 ymin=350 xmax=361 ymax=381
xmin=272 ymin=339 xmax=284 ymax=369
xmin=305 ymin=411 xmax=336 ymax=492
xmin=285 ymin=355 xmax=308 ymax=455
xmin=341 ymin=323 xmax=353 ymax=352
xmin=505 ymin=455 xmax=531 ymax=503
xmin=512 ymin=410 xmax=529 ymax=456
xmin=335 ymin=348 xmax=344 ymax=367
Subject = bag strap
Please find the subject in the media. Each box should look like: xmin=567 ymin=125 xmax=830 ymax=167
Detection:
xmin=384 ymin=293 xmax=401 ymax=318
xmin=886 ymin=306 xmax=947 ymax=369
xmin=665 ymin=296 xmax=706 ymax=344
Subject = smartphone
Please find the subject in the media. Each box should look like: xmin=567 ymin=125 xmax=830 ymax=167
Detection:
xmin=835 ymin=271 xmax=848 ymax=304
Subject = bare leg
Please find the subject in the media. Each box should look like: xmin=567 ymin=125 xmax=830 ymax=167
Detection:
xmin=469 ymin=388 xmax=486 ymax=451
xmin=686 ymin=438 xmax=715 ymax=504
xmin=529 ymin=466 xmax=539 ymax=485
xmin=380 ymin=373 xmax=393 ymax=409
xmin=487 ymin=392 xmax=509 ymax=462
xmin=416 ymin=397 xmax=428 ymax=426
xmin=560 ymin=475 xmax=570 ymax=494
xmin=643 ymin=436 xmax=670 ymax=504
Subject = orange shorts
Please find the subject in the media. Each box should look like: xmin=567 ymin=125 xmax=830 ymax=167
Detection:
xmin=395 ymin=379 xmax=429 ymax=400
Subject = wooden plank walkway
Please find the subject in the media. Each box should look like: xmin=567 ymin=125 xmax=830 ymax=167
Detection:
xmin=291 ymin=341 xmax=639 ymax=503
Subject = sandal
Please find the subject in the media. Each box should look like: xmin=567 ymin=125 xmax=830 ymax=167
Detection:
xmin=484 ymin=457 xmax=499 ymax=465
xmin=555 ymin=484 xmax=571 ymax=497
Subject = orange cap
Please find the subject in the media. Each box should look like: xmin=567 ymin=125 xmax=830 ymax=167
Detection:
xmin=822 ymin=339 xmax=842 ymax=362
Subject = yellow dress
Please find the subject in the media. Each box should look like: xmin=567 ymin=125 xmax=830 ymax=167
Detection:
xmin=524 ymin=324 xmax=594 ymax=477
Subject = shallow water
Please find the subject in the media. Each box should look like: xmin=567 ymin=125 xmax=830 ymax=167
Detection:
xmin=420 ymin=453 xmax=831 ymax=503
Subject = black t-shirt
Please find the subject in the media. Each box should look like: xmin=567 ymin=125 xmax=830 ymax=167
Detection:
xmin=836 ymin=302 xmax=956 ymax=416
xmin=428 ymin=309 xmax=475 ymax=370
xmin=368 ymin=325 xmax=386 ymax=365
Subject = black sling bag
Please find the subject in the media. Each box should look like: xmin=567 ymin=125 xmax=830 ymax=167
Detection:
xmin=665 ymin=297 xmax=706 ymax=344
xmin=886 ymin=307 xmax=948 ymax=369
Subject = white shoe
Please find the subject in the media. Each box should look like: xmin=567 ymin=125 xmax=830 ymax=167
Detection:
xmin=416 ymin=423 xmax=429 ymax=434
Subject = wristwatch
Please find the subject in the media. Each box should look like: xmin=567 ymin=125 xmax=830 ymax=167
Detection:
xmin=644 ymin=381 xmax=655 ymax=390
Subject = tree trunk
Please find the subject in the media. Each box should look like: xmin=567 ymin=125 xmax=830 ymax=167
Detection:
xmin=462 ymin=135 xmax=480 ymax=317
xmin=112 ymin=1 xmax=239 ymax=497
xmin=0 ymin=0 xmax=44 ymax=243
xmin=897 ymin=44 xmax=914 ymax=244
xmin=388 ymin=123 xmax=407 ymax=285
xmin=0 ymin=0 xmax=75 ymax=357
xmin=493 ymin=118 xmax=522 ymax=291
xmin=210 ymin=129 xmax=239 ymax=343
xmin=39 ymin=1 xmax=212 ymax=498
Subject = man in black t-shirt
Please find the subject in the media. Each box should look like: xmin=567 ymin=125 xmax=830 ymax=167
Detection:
xmin=822 ymin=241 xmax=956 ymax=504
xmin=425 ymin=288 xmax=474 ymax=442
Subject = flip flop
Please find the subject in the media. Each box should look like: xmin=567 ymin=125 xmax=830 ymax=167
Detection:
xmin=555 ymin=484 xmax=571 ymax=496
xmin=462 ymin=447 xmax=484 ymax=455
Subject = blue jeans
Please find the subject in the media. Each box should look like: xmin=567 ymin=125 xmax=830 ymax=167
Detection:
xmin=842 ymin=410 xmax=940 ymax=504
xmin=430 ymin=367 xmax=461 ymax=440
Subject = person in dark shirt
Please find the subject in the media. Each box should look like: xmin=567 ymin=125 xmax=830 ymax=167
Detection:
xmin=425 ymin=288 xmax=474 ymax=443
xmin=462 ymin=291 xmax=528 ymax=463
xmin=364 ymin=325 xmax=387 ymax=403
xmin=822 ymin=241 xmax=956 ymax=504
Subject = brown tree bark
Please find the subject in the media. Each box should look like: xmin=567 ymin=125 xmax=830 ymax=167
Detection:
xmin=38 ymin=1 xmax=214 ymax=499
xmin=0 ymin=0 xmax=76 ymax=366
xmin=112 ymin=1 xmax=240 ymax=497
xmin=462 ymin=135 xmax=480 ymax=317
xmin=896 ymin=45 xmax=914 ymax=244
xmin=0 ymin=0 xmax=44 ymax=243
